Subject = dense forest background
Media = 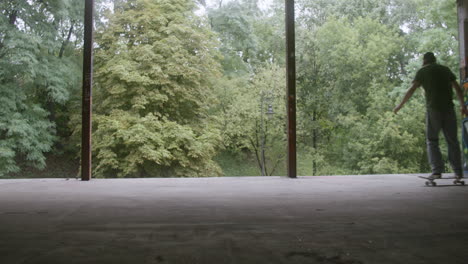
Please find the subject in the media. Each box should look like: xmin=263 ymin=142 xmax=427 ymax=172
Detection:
xmin=0 ymin=0 xmax=461 ymax=178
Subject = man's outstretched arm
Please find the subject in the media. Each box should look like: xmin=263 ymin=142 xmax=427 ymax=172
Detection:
xmin=452 ymin=81 xmax=468 ymax=116
xmin=394 ymin=81 xmax=421 ymax=114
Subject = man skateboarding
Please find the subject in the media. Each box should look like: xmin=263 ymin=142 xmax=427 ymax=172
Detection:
xmin=394 ymin=52 xmax=468 ymax=180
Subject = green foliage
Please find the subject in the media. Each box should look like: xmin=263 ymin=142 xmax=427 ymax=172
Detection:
xmin=88 ymin=0 xmax=223 ymax=177
xmin=408 ymin=0 xmax=459 ymax=70
xmin=0 ymin=87 xmax=56 ymax=175
xmin=296 ymin=13 xmax=412 ymax=175
xmin=3 ymin=0 xmax=461 ymax=178
xmin=0 ymin=0 xmax=82 ymax=177
xmin=336 ymin=82 xmax=427 ymax=174
xmin=214 ymin=150 xmax=260 ymax=177
xmin=314 ymin=17 xmax=402 ymax=113
xmin=207 ymin=1 xmax=260 ymax=75
xmin=292 ymin=0 xmax=458 ymax=175
xmin=207 ymin=0 xmax=285 ymax=75
xmin=213 ymin=63 xmax=287 ymax=175
xmin=92 ymin=111 xmax=222 ymax=177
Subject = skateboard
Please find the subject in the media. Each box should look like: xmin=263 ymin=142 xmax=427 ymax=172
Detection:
xmin=418 ymin=176 xmax=465 ymax=186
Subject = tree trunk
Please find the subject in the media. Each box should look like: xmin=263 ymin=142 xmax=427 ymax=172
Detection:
xmin=249 ymin=122 xmax=263 ymax=175
xmin=59 ymin=23 xmax=74 ymax=58
xmin=9 ymin=10 xmax=17 ymax=25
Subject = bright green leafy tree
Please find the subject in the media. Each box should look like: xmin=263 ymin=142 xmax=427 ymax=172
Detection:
xmin=88 ymin=0 xmax=223 ymax=177
xmin=213 ymin=64 xmax=286 ymax=176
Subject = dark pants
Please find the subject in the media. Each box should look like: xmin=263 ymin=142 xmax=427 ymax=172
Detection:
xmin=426 ymin=108 xmax=463 ymax=176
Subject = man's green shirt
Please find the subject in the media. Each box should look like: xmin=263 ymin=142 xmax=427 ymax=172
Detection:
xmin=414 ymin=63 xmax=456 ymax=111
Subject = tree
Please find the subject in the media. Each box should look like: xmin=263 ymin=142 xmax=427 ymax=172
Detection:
xmin=407 ymin=0 xmax=459 ymax=70
xmin=206 ymin=0 xmax=288 ymax=175
xmin=296 ymin=15 xmax=412 ymax=175
xmin=296 ymin=28 xmax=333 ymax=176
xmin=296 ymin=0 xmax=419 ymax=30
xmin=87 ymin=0 xmax=223 ymax=177
xmin=338 ymin=80 xmax=427 ymax=174
xmin=207 ymin=0 xmax=261 ymax=75
xmin=213 ymin=64 xmax=287 ymax=176
xmin=0 ymin=0 xmax=83 ymax=177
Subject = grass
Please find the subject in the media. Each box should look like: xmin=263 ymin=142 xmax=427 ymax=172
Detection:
xmin=214 ymin=151 xmax=262 ymax=176
xmin=4 ymin=153 xmax=79 ymax=179
xmin=5 ymin=150 xmax=322 ymax=179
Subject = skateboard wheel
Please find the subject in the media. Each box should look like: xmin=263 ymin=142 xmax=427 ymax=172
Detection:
xmin=462 ymin=181 xmax=466 ymax=186
xmin=432 ymin=182 xmax=437 ymax=186
xmin=425 ymin=181 xmax=430 ymax=186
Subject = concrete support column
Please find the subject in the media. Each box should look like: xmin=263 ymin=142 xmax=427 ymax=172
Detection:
xmin=81 ymin=0 xmax=94 ymax=181
xmin=285 ymin=0 xmax=297 ymax=178
xmin=458 ymin=0 xmax=468 ymax=80
xmin=458 ymin=0 xmax=468 ymax=176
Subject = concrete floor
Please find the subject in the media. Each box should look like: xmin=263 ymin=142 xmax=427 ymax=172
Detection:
xmin=0 ymin=175 xmax=467 ymax=264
